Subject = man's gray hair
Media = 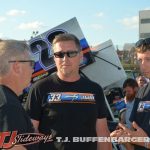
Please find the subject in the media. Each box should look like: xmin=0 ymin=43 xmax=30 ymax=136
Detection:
xmin=0 ymin=39 xmax=30 ymax=76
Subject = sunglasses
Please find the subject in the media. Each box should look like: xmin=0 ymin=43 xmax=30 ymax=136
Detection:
xmin=8 ymin=60 xmax=35 ymax=69
xmin=135 ymin=38 xmax=150 ymax=48
xmin=54 ymin=51 xmax=79 ymax=58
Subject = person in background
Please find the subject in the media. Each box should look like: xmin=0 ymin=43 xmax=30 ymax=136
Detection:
xmin=122 ymin=78 xmax=138 ymax=128
xmin=111 ymin=37 xmax=150 ymax=150
xmin=115 ymin=79 xmax=138 ymax=150
xmin=25 ymin=33 xmax=112 ymax=150
xmin=0 ymin=39 xmax=37 ymax=150
xmin=136 ymin=75 xmax=148 ymax=88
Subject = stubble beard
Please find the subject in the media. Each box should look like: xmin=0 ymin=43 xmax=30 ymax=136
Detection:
xmin=60 ymin=67 xmax=72 ymax=78
xmin=125 ymin=93 xmax=136 ymax=102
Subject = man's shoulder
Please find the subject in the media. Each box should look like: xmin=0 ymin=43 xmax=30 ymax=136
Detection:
xmin=32 ymin=72 xmax=57 ymax=87
xmin=81 ymin=76 xmax=103 ymax=90
xmin=0 ymin=89 xmax=7 ymax=107
xmin=0 ymin=85 xmax=17 ymax=107
xmin=136 ymin=82 xmax=150 ymax=99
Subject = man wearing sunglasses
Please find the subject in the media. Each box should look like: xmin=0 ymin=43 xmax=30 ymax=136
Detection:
xmin=111 ymin=37 xmax=150 ymax=149
xmin=25 ymin=33 xmax=112 ymax=150
xmin=0 ymin=39 xmax=37 ymax=150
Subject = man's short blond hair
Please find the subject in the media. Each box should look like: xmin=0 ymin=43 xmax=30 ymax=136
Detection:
xmin=52 ymin=33 xmax=82 ymax=52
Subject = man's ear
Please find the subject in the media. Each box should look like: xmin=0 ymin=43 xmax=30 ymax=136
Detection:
xmin=11 ymin=62 xmax=21 ymax=74
xmin=79 ymin=51 xmax=83 ymax=63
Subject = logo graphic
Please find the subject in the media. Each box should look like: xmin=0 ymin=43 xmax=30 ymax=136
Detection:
xmin=47 ymin=92 xmax=95 ymax=103
xmin=0 ymin=131 xmax=17 ymax=149
xmin=0 ymin=131 xmax=53 ymax=149
xmin=137 ymin=101 xmax=150 ymax=112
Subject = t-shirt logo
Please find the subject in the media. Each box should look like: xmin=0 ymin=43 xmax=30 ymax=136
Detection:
xmin=137 ymin=101 xmax=150 ymax=112
xmin=47 ymin=92 xmax=95 ymax=104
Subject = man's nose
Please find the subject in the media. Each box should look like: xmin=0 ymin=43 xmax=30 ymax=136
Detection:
xmin=62 ymin=54 xmax=69 ymax=61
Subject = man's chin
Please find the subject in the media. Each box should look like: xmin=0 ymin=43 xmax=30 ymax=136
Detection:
xmin=61 ymin=70 xmax=71 ymax=77
xmin=126 ymin=95 xmax=136 ymax=101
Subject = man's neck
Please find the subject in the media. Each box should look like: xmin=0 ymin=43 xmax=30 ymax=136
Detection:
xmin=0 ymin=77 xmax=20 ymax=96
xmin=57 ymin=72 xmax=80 ymax=82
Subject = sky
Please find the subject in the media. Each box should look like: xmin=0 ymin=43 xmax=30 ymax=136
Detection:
xmin=0 ymin=0 xmax=150 ymax=49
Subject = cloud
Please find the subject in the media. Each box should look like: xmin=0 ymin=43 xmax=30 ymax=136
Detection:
xmin=18 ymin=21 xmax=44 ymax=30
xmin=95 ymin=12 xmax=104 ymax=17
xmin=0 ymin=16 xmax=6 ymax=22
xmin=119 ymin=16 xmax=139 ymax=29
xmin=7 ymin=9 xmax=26 ymax=16
xmin=90 ymin=24 xmax=103 ymax=30
xmin=0 ymin=33 xmax=4 ymax=38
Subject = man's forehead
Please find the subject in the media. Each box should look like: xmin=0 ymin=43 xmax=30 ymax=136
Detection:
xmin=137 ymin=51 xmax=150 ymax=58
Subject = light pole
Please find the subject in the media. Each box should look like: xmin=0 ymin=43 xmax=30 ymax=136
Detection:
xmin=31 ymin=31 xmax=39 ymax=39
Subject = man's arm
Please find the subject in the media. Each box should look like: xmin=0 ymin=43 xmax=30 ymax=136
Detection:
xmin=31 ymin=119 xmax=40 ymax=133
xmin=96 ymin=118 xmax=112 ymax=150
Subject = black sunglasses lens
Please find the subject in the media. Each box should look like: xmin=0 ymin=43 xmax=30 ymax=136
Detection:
xmin=54 ymin=51 xmax=78 ymax=58
xmin=67 ymin=51 xmax=78 ymax=57
xmin=54 ymin=52 xmax=64 ymax=58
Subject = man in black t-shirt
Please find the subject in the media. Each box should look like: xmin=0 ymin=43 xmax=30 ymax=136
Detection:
xmin=0 ymin=39 xmax=37 ymax=150
xmin=25 ymin=33 xmax=112 ymax=150
xmin=111 ymin=38 xmax=150 ymax=150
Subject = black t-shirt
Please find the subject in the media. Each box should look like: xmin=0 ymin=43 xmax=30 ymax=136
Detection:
xmin=25 ymin=73 xmax=108 ymax=150
xmin=0 ymin=85 xmax=37 ymax=150
xmin=130 ymin=83 xmax=150 ymax=150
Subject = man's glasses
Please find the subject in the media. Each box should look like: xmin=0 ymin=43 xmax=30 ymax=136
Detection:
xmin=8 ymin=60 xmax=35 ymax=69
xmin=54 ymin=51 xmax=79 ymax=58
xmin=135 ymin=38 xmax=150 ymax=48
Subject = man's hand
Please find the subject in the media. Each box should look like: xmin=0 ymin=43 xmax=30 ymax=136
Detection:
xmin=119 ymin=121 xmax=149 ymax=147
xmin=111 ymin=121 xmax=149 ymax=148
xmin=110 ymin=125 xmax=134 ymax=150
